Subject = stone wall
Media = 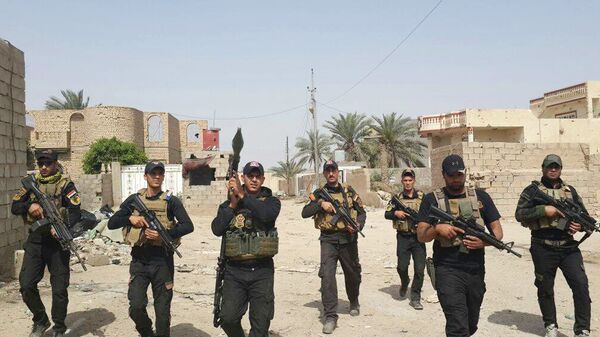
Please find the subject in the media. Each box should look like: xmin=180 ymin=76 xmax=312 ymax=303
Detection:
xmin=0 ymin=39 xmax=27 ymax=278
xmin=144 ymin=112 xmax=182 ymax=164
xmin=183 ymin=181 xmax=227 ymax=217
xmin=74 ymin=173 xmax=113 ymax=210
xmin=430 ymin=142 xmax=600 ymax=219
xmin=179 ymin=119 xmax=209 ymax=159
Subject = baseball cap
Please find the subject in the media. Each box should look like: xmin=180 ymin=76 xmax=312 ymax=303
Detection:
xmin=243 ymin=161 xmax=264 ymax=175
xmin=442 ymin=154 xmax=466 ymax=175
xmin=542 ymin=154 xmax=562 ymax=168
xmin=401 ymin=168 xmax=415 ymax=178
xmin=35 ymin=149 xmax=58 ymax=161
xmin=322 ymin=160 xmax=338 ymax=171
xmin=144 ymin=161 xmax=165 ymax=174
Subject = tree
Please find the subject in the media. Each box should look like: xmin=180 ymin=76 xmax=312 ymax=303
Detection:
xmin=270 ymin=159 xmax=305 ymax=195
xmin=324 ymin=112 xmax=372 ymax=161
xmin=293 ymin=130 xmax=333 ymax=169
xmin=371 ymin=112 xmax=426 ymax=168
xmin=82 ymin=137 xmax=148 ymax=174
xmin=45 ymin=89 xmax=90 ymax=110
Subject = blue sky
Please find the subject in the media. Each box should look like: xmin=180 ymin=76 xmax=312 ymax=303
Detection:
xmin=2 ymin=1 xmax=599 ymax=168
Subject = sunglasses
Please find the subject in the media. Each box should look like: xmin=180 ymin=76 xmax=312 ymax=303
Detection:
xmin=37 ymin=160 xmax=55 ymax=167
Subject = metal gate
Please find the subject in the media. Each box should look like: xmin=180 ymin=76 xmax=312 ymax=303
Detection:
xmin=121 ymin=164 xmax=183 ymax=201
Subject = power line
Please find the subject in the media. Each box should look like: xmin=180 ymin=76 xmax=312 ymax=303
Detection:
xmin=173 ymin=103 xmax=306 ymax=121
xmin=325 ymin=0 xmax=444 ymax=104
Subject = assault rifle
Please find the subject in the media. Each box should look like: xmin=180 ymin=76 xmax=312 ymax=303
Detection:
xmin=430 ymin=206 xmax=522 ymax=258
xmin=100 ymin=204 xmax=114 ymax=218
xmin=21 ymin=175 xmax=87 ymax=271
xmin=214 ymin=127 xmax=243 ymax=328
xmin=317 ymin=188 xmax=365 ymax=238
xmin=130 ymin=194 xmax=182 ymax=258
xmin=532 ymin=188 xmax=599 ymax=245
xmin=390 ymin=195 xmax=419 ymax=224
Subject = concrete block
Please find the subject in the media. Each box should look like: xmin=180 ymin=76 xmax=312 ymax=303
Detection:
xmin=86 ymin=254 xmax=111 ymax=267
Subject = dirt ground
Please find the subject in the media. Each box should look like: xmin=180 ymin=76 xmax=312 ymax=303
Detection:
xmin=1 ymin=199 xmax=598 ymax=337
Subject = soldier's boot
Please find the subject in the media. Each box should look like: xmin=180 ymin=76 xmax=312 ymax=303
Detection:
xmin=349 ymin=301 xmax=360 ymax=316
xmin=322 ymin=320 xmax=337 ymax=334
xmin=399 ymin=281 xmax=409 ymax=298
xmin=544 ymin=324 xmax=558 ymax=337
xmin=29 ymin=321 xmax=51 ymax=337
xmin=574 ymin=330 xmax=590 ymax=337
xmin=409 ymin=300 xmax=423 ymax=310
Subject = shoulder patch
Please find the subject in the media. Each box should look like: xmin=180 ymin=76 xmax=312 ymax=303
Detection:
xmin=68 ymin=191 xmax=81 ymax=205
xmin=13 ymin=187 xmax=27 ymax=201
xmin=165 ymin=190 xmax=173 ymax=201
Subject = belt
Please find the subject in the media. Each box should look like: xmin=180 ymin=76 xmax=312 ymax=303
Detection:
xmin=531 ymin=237 xmax=575 ymax=248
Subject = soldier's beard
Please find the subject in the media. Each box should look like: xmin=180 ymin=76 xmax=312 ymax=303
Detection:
xmin=446 ymin=183 xmax=465 ymax=194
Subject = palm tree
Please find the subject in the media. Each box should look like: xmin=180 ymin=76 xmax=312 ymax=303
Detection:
xmin=270 ymin=159 xmax=305 ymax=195
xmin=294 ymin=130 xmax=333 ymax=169
xmin=371 ymin=112 xmax=426 ymax=168
xmin=45 ymin=89 xmax=90 ymax=110
xmin=324 ymin=112 xmax=372 ymax=161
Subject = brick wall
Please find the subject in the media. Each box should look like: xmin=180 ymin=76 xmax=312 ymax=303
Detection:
xmin=430 ymin=142 xmax=600 ymax=219
xmin=183 ymin=180 xmax=228 ymax=217
xmin=0 ymin=39 xmax=27 ymax=278
xmin=74 ymin=173 xmax=113 ymax=210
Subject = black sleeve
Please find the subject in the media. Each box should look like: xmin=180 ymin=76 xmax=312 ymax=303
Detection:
xmin=568 ymin=185 xmax=589 ymax=215
xmin=62 ymin=182 xmax=81 ymax=227
xmin=11 ymin=187 xmax=32 ymax=216
xmin=417 ymin=193 xmax=437 ymax=224
xmin=302 ymin=200 xmax=321 ymax=218
xmin=354 ymin=197 xmax=367 ymax=227
xmin=167 ymin=196 xmax=194 ymax=239
xmin=475 ymin=190 xmax=501 ymax=225
xmin=211 ymin=201 xmax=235 ymax=237
xmin=107 ymin=194 xmax=136 ymax=230
xmin=384 ymin=200 xmax=396 ymax=220
xmin=239 ymin=195 xmax=281 ymax=226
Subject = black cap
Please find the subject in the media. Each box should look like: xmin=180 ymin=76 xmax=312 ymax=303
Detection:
xmin=401 ymin=168 xmax=415 ymax=178
xmin=542 ymin=154 xmax=562 ymax=168
xmin=35 ymin=149 xmax=58 ymax=161
xmin=322 ymin=160 xmax=338 ymax=171
xmin=144 ymin=161 xmax=165 ymax=174
xmin=442 ymin=154 xmax=466 ymax=175
xmin=243 ymin=161 xmax=264 ymax=175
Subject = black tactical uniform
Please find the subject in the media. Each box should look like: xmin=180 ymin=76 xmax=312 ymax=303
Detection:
xmin=108 ymin=177 xmax=194 ymax=337
xmin=515 ymin=165 xmax=591 ymax=336
xmin=418 ymin=186 xmax=500 ymax=337
xmin=301 ymin=182 xmax=366 ymax=324
xmin=384 ymin=188 xmax=426 ymax=304
xmin=212 ymin=184 xmax=281 ymax=337
xmin=11 ymin=150 xmax=81 ymax=337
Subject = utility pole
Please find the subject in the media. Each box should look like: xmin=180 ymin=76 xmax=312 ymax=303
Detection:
xmin=308 ymin=68 xmax=320 ymax=188
xmin=285 ymin=136 xmax=289 ymax=164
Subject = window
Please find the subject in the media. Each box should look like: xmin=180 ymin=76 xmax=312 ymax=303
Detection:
xmin=186 ymin=123 xmax=200 ymax=144
xmin=147 ymin=115 xmax=163 ymax=142
xmin=555 ymin=111 xmax=576 ymax=119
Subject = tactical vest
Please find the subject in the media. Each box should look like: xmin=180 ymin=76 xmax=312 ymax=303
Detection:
xmin=24 ymin=176 xmax=71 ymax=232
xmin=123 ymin=189 xmax=179 ymax=247
xmin=224 ymin=195 xmax=279 ymax=261
xmin=522 ymin=181 xmax=573 ymax=231
xmin=314 ymin=183 xmax=358 ymax=232
xmin=433 ymin=188 xmax=484 ymax=251
xmin=392 ymin=190 xmax=424 ymax=233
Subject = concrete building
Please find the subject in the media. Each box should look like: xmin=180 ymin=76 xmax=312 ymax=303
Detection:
xmin=0 ymin=39 xmax=27 ymax=278
xmin=29 ymin=107 xmax=220 ymax=178
xmin=417 ymin=81 xmax=600 ymax=218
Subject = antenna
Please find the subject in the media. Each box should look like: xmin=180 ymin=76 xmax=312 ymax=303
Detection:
xmin=308 ymin=68 xmax=320 ymax=188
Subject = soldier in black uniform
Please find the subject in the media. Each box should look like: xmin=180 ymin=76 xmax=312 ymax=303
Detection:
xmin=417 ymin=154 xmax=504 ymax=337
xmin=11 ymin=149 xmax=82 ymax=337
xmin=212 ymin=161 xmax=281 ymax=337
xmin=301 ymin=160 xmax=366 ymax=334
xmin=384 ymin=168 xmax=425 ymax=309
xmin=515 ymin=154 xmax=591 ymax=337
xmin=108 ymin=161 xmax=194 ymax=337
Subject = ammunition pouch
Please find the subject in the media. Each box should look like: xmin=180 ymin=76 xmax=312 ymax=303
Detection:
xmin=225 ymin=229 xmax=279 ymax=260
